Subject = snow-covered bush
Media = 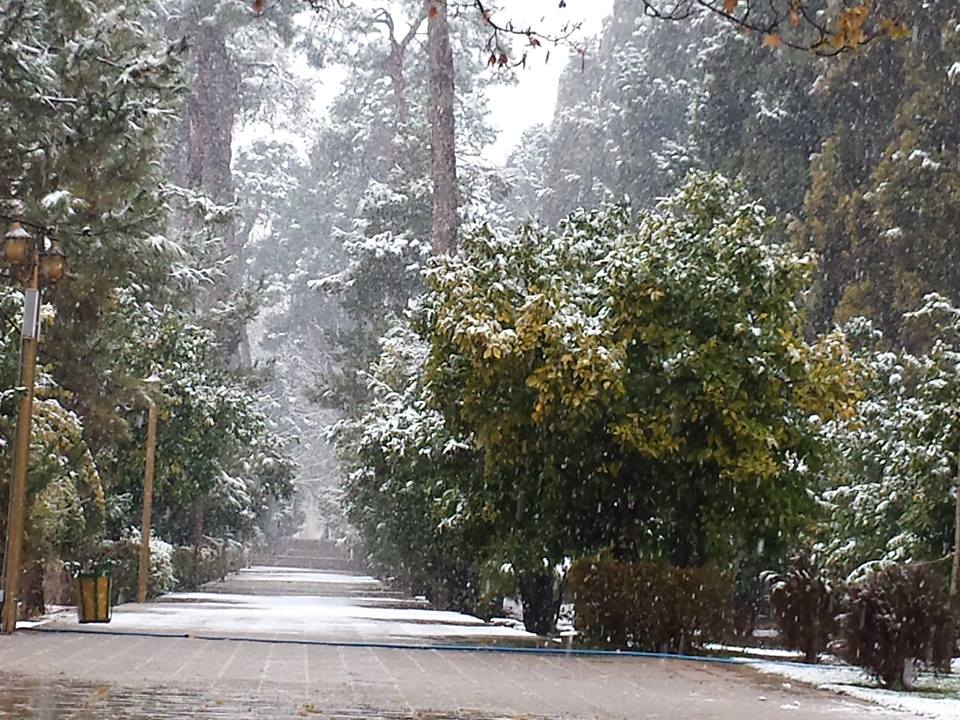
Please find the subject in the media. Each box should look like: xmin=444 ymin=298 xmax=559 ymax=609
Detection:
xmin=172 ymin=541 xmax=247 ymax=590
xmin=838 ymin=563 xmax=955 ymax=689
xmin=138 ymin=531 xmax=177 ymax=596
xmin=93 ymin=533 xmax=176 ymax=603
xmin=762 ymin=551 xmax=838 ymax=664
xmin=568 ymin=557 xmax=731 ymax=653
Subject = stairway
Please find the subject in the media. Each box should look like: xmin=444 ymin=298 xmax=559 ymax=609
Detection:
xmin=249 ymin=538 xmax=365 ymax=573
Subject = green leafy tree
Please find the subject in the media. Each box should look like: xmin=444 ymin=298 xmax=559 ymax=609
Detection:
xmin=101 ymin=295 xmax=296 ymax=549
xmin=411 ymin=173 xmax=857 ymax=629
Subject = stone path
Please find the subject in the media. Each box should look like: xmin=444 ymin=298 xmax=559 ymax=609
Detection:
xmin=0 ymin=563 xmax=920 ymax=719
xmin=37 ymin=566 xmax=536 ymax=645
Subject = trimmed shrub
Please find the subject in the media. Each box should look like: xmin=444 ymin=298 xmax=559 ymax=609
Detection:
xmin=86 ymin=535 xmax=246 ymax=601
xmin=172 ymin=541 xmax=247 ymax=590
xmin=568 ymin=557 xmax=731 ymax=653
xmin=762 ymin=551 xmax=838 ymax=663
xmin=839 ymin=563 xmax=956 ymax=689
xmin=91 ymin=534 xmax=176 ymax=603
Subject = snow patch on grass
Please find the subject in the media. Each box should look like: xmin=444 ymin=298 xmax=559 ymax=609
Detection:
xmin=750 ymin=659 xmax=960 ymax=720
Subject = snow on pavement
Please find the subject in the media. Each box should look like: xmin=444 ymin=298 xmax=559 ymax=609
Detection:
xmin=233 ymin=566 xmax=382 ymax=585
xmin=750 ymin=659 xmax=960 ymax=720
xmin=38 ymin=565 xmax=536 ymax=644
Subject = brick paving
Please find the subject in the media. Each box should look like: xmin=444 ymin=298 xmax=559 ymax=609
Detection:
xmin=0 ymin=564 xmax=918 ymax=719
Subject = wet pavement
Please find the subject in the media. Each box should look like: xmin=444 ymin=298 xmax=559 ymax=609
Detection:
xmin=0 ymin=672 xmax=512 ymax=719
xmin=0 ymin=564 xmax=923 ymax=719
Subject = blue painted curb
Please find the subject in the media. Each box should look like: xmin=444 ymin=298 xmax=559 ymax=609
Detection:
xmin=22 ymin=625 xmax=752 ymax=665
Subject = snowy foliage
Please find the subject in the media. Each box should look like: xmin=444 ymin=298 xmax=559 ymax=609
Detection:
xmin=339 ymin=174 xmax=861 ymax=631
xmin=816 ymin=298 xmax=960 ymax=579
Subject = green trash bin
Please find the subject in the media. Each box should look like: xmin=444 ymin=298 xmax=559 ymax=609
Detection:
xmin=76 ymin=570 xmax=112 ymax=624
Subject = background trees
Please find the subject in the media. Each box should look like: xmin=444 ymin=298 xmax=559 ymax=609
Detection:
xmin=0 ymin=0 xmax=297 ymax=609
xmin=320 ymin=0 xmax=960 ymax=631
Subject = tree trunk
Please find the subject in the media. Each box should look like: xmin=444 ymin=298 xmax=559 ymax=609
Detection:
xmin=184 ymin=22 xmax=239 ymax=242
xmin=182 ymin=19 xmax=249 ymax=363
xmin=387 ymin=45 xmax=409 ymax=127
xmin=425 ymin=0 xmax=458 ymax=253
xmin=950 ymin=446 xmax=960 ymax=601
xmin=378 ymin=10 xmax=422 ymax=161
xmin=21 ymin=559 xmax=44 ymax=619
xmin=674 ymin=481 xmax=706 ymax=568
xmin=193 ymin=499 xmax=205 ymax=589
xmin=518 ymin=569 xmax=559 ymax=636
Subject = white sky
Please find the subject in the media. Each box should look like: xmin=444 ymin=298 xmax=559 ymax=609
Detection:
xmin=479 ymin=0 xmax=614 ymax=163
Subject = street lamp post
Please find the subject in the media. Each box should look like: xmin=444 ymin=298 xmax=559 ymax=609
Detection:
xmin=137 ymin=374 xmax=161 ymax=604
xmin=1 ymin=195 xmax=67 ymax=634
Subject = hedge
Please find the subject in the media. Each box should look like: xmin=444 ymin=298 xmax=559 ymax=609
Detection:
xmin=172 ymin=541 xmax=248 ymax=590
xmin=568 ymin=557 xmax=731 ymax=653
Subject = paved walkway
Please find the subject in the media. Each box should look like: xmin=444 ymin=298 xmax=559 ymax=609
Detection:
xmin=0 ymin=564 xmax=919 ymax=719
xmin=37 ymin=566 xmax=536 ymax=645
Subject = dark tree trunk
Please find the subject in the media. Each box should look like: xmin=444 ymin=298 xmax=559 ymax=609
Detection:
xmin=674 ymin=480 xmax=707 ymax=568
xmin=21 ymin=559 xmax=44 ymax=619
xmin=183 ymin=26 xmax=239 ymax=275
xmin=518 ymin=570 xmax=559 ymax=636
xmin=425 ymin=0 xmax=458 ymax=253
xmin=950 ymin=442 xmax=960 ymax=601
xmin=184 ymin=22 xmax=239 ymax=231
xmin=193 ymin=499 xmax=205 ymax=589
xmin=182 ymin=20 xmax=249 ymax=362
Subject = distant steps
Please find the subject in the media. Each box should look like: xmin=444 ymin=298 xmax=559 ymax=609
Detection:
xmin=249 ymin=537 xmax=365 ymax=573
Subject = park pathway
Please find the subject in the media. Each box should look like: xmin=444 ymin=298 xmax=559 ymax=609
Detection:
xmin=0 ymin=549 xmax=919 ymax=719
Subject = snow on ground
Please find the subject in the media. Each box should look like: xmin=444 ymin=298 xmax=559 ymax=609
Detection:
xmin=750 ymin=659 xmax=960 ymax=720
xmin=705 ymin=643 xmax=803 ymax=660
xmin=39 ymin=566 xmax=536 ymax=644
xmin=239 ymin=566 xmax=381 ymax=585
xmin=93 ymin=594 xmax=537 ymax=641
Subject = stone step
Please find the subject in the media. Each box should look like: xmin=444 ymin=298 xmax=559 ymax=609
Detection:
xmin=271 ymin=538 xmax=348 ymax=555
xmin=248 ymin=555 xmax=364 ymax=572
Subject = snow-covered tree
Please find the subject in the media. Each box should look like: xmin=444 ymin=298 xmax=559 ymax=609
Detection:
xmin=97 ymin=294 xmax=296 ymax=549
xmin=335 ymin=322 xmax=488 ymax=612
xmin=817 ymin=299 xmax=960 ymax=598
xmin=340 ymin=173 xmax=859 ymax=631
xmin=1 ymin=1 xmax=298 ymax=608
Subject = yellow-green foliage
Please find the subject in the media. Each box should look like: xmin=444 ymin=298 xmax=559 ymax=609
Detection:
xmin=26 ymin=397 xmax=105 ymax=559
xmin=423 ymin=173 xmax=859 ymax=567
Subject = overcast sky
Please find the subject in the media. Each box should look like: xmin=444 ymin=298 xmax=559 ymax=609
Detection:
xmin=480 ymin=0 xmax=614 ymax=162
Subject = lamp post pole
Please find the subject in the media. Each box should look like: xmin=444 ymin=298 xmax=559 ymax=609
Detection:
xmin=1 ymin=261 xmax=41 ymax=634
xmin=1 ymin=193 xmax=67 ymax=634
xmin=137 ymin=389 xmax=159 ymax=604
